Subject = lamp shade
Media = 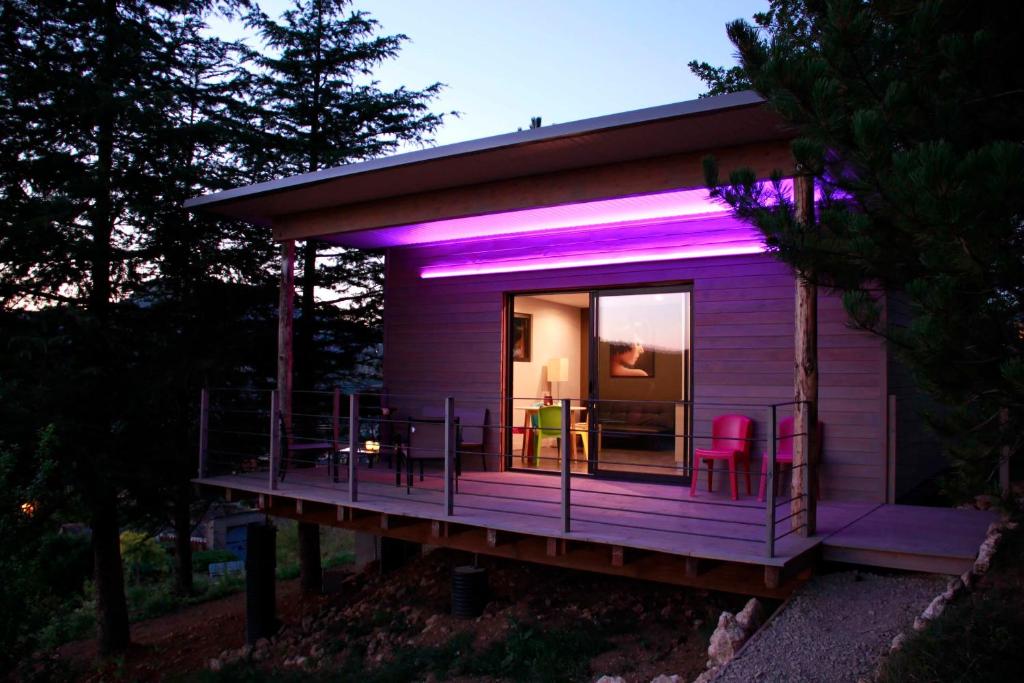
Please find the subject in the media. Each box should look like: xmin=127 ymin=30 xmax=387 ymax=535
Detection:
xmin=547 ymin=357 xmax=569 ymax=383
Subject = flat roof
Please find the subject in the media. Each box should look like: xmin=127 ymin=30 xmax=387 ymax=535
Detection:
xmin=185 ymin=90 xmax=792 ymax=226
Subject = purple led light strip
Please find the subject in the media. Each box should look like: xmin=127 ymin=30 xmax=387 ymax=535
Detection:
xmin=421 ymin=241 xmax=767 ymax=279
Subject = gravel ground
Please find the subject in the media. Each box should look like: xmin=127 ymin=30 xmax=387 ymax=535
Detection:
xmin=713 ymin=571 xmax=946 ymax=683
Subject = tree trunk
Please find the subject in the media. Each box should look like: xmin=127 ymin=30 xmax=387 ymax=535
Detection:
xmin=296 ymin=240 xmax=317 ymax=392
xmin=92 ymin=488 xmax=130 ymax=656
xmin=297 ymin=522 xmax=322 ymax=594
xmin=173 ymin=482 xmax=194 ymax=595
xmin=792 ymin=174 xmax=818 ymax=536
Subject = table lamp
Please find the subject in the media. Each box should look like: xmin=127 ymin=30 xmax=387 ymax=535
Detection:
xmin=547 ymin=357 xmax=569 ymax=400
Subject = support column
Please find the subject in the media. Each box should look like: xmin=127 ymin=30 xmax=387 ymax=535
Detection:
xmin=278 ymin=240 xmax=295 ymax=440
xmin=298 ymin=522 xmax=322 ymax=594
xmin=245 ymin=521 xmax=278 ymax=644
xmin=793 ymin=174 xmax=818 ymax=536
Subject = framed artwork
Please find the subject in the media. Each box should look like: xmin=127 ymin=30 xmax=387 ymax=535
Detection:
xmin=512 ymin=313 xmax=532 ymax=362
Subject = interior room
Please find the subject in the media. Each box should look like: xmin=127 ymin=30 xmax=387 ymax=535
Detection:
xmin=510 ymin=288 xmax=690 ymax=480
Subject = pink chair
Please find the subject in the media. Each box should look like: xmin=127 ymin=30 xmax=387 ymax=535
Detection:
xmin=758 ymin=417 xmax=823 ymax=502
xmin=689 ymin=415 xmax=754 ymax=500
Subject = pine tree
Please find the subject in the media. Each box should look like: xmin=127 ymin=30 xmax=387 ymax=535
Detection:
xmin=0 ymin=0 xmax=260 ymax=654
xmin=243 ymin=0 xmax=448 ymax=593
xmin=244 ymin=0 xmax=447 ymax=394
xmin=704 ymin=0 xmax=1024 ymax=497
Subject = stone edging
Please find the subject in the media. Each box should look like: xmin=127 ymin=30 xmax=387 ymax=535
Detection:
xmin=868 ymin=516 xmax=1018 ymax=681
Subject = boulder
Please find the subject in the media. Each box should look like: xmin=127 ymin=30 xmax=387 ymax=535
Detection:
xmin=707 ymin=612 xmax=746 ymax=668
xmin=595 ymin=677 xmax=626 ymax=683
xmin=692 ymin=665 xmax=720 ymax=683
xmin=650 ymin=675 xmax=681 ymax=683
xmin=735 ymin=598 xmax=763 ymax=631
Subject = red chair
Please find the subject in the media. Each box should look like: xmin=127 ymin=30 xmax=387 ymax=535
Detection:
xmin=758 ymin=417 xmax=823 ymax=502
xmin=689 ymin=415 xmax=754 ymax=500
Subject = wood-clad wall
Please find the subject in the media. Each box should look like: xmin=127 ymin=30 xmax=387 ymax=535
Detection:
xmin=384 ymin=245 xmax=889 ymax=502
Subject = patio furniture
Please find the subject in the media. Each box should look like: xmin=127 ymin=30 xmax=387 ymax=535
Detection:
xmin=532 ymin=405 xmax=564 ymax=467
xmin=758 ymin=417 xmax=824 ymax=502
xmin=400 ymin=416 xmax=462 ymax=493
xmin=521 ymin=403 xmax=587 ymax=462
xmin=422 ymin=406 xmax=489 ymax=471
xmin=689 ymin=414 xmax=754 ymax=500
xmin=276 ymin=412 xmax=335 ymax=482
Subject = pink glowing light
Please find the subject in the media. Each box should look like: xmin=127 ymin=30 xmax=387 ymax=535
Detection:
xmin=420 ymin=241 xmax=767 ymax=279
xmin=337 ymin=185 xmax=741 ymax=249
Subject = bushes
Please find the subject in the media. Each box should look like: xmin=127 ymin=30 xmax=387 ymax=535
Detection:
xmin=193 ymin=549 xmax=240 ymax=574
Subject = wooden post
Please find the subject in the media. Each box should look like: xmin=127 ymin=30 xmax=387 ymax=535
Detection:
xmin=349 ymin=393 xmax=359 ymax=502
xmin=793 ymin=174 xmax=818 ymax=536
xmin=198 ymin=388 xmax=209 ymax=478
xmin=765 ymin=404 xmax=777 ymax=557
xmin=332 ymin=388 xmax=341 ymax=482
xmin=269 ymin=390 xmax=280 ymax=491
xmin=444 ymin=396 xmax=455 ymax=517
xmin=560 ymin=400 xmax=572 ymax=533
xmin=999 ymin=407 xmax=1011 ymax=498
xmin=278 ymin=240 xmax=295 ymax=467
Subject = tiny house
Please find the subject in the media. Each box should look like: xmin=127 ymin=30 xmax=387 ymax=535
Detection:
xmin=187 ymin=92 xmax=992 ymax=593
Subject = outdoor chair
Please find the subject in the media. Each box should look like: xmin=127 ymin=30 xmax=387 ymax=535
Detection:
xmin=758 ymin=417 xmax=825 ymax=502
xmin=399 ymin=416 xmax=462 ymax=493
xmin=421 ymin=405 xmax=489 ymax=471
xmin=689 ymin=414 xmax=754 ymax=500
xmin=532 ymin=405 xmax=564 ymax=467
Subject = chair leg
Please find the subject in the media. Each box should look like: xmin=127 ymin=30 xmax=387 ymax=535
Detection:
xmin=689 ymin=456 xmax=700 ymax=497
xmin=744 ymin=459 xmax=752 ymax=496
xmin=706 ymin=460 xmax=714 ymax=492
xmin=728 ymin=457 xmax=738 ymax=501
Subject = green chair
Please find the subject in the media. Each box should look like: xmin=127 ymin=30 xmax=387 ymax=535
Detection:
xmin=533 ymin=405 xmax=564 ymax=467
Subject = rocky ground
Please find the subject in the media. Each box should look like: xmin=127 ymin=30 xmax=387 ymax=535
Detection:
xmin=49 ymin=547 xmax=758 ymax=682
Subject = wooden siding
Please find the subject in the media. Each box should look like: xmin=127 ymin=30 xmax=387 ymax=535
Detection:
xmin=384 ymin=245 xmax=889 ymax=503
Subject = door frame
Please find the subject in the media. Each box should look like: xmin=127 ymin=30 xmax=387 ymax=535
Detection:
xmin=502 ymin=282 xmax=694 ymax=483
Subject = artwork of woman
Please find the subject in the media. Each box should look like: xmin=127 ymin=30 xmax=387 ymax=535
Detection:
xmin=609 ymin=340 xmax=649 ymax=377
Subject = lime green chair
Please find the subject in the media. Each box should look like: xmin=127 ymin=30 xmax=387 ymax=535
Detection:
xmin=533 ymin=405 xmax=564 ymax=467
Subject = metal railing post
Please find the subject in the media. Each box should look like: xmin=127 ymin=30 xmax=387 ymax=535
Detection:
xmin=444 ymin=396 xmax=455 ymax=517
xmin=269 ymin=390 xmax=280 ymax=491
xmin=765 ymin=404 xmax=777 ymax=557
xmin=198 ymin=388 xmax=209 ymax=478
xmin=332 ymin=388 xmax=341 ymax=482
xmin=348 ymin=393 xmax=359 ymax=502
xmin=561 ymin=400 xmax=572 ymax=533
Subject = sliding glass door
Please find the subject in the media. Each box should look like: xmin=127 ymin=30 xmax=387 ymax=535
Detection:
xmin=590 ymin=287 xmax=691 ymax=480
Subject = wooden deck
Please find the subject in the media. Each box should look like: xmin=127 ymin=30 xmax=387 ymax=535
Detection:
xmin=195 ymin=463 xmax=995 ymax=597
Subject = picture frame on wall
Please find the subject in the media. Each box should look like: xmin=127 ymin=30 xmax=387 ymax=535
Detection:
xmin=512 ymin=313 xmax=532 ymax=362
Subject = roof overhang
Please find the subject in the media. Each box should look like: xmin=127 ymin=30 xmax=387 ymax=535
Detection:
xmin=184 ymin=91 xmax=794 ymax=234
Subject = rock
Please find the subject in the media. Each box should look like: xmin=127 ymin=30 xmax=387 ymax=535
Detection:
xmin=295 ymin=656 xmax=308 ymax=668
xmin=912 ymin=616 xmax=927 ymax=632
xmin=208 ymin=658 xmax=222 ymax=672
xmin=920 ymin=594 xmax=948 ymax=622
xmin=974 ymin=534 xmax=1000 ymax=575
xmin=255 ymin=637 xmax=270 ymax=651
xmin=735 ymin=598 xmax=763 ymax=631
xmin=890 ymin=633 xmax=907 ymax=652
xmin=692 ymin=665 xmax=720 ymax=683
xmin=650 ymin=675 xmax=680 ymax=683
xmin=974 ymin=494 xmax=996 ymax=510
xmin=960 ymin=569 xmax=975 ymax=590
xmin=595 ymin=677 xmax=626 ymax=683
xmin=310 ymin=643 xmax=324 ymax=659
xmin=707 ymin=611 xmax=746 ymax=667
xmin=942 ymin=577 xmax=964 ymax=600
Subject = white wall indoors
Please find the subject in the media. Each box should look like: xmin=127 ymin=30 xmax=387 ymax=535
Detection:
xmin=512 ymin=295 xmax=585 ymax=428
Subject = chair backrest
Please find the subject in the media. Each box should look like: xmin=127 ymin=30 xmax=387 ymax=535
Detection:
xmin=420 ymin=406 xmax=487 ymax=445
xmin=457 ymin=407 xmax=488 ymax=446
xmin=536 ymin=405 xmax=562 ymax=436
xmin=710 ymin=414 xmax=754 ymax=455
xmin=775 ymin=416 xmax=824 ymax=460
xmin=406 ymin=417 xmax=459 ymax=461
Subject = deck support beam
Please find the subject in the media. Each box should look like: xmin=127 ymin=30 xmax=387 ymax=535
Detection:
xmin=245 ymin=521 xmax=278 ymax=644
xmin=793 ymin=174 xmax=818 ymax=537
xmin=764 ymin=566 xmax=781 ymax=590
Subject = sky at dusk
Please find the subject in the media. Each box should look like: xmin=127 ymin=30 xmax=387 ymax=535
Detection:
xmin=211 ymin=0 xmax=768 ymax=148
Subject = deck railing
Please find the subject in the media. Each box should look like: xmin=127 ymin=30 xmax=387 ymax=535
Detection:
xmin=197 ymin=388 xmax=813 ymax=558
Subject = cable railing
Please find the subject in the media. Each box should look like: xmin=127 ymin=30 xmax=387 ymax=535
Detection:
xmin=197 ymin=388 xmax=817 ymax=558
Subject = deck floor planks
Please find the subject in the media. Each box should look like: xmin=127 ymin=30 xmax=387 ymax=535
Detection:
xmin=196 ymin=465 xmax=992 ymax=575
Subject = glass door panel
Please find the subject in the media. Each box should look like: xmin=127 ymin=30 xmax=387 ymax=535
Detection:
xmin=592 ymin=288 xmax=690 ymax=479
